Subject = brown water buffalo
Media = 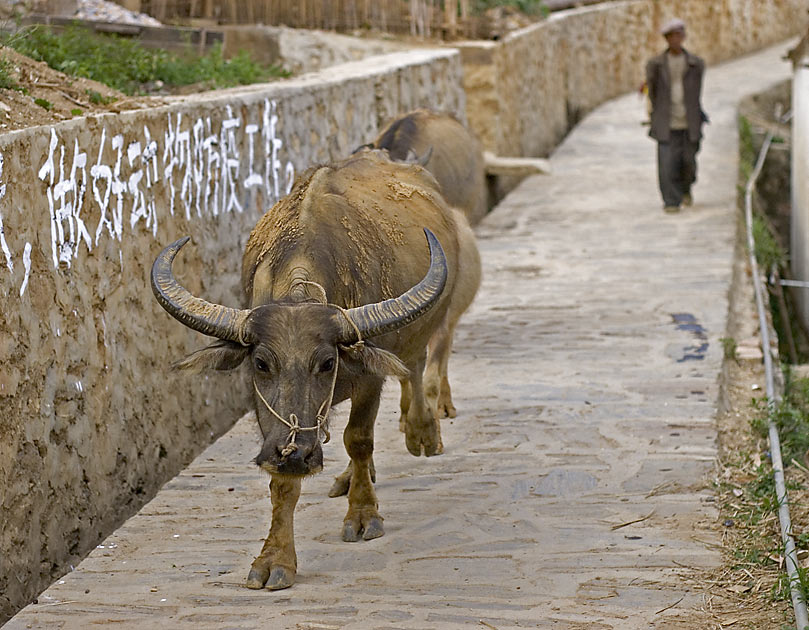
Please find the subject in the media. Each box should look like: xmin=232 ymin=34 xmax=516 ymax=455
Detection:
xmin=369 ymin=109 xmax=488 ymax=225
xmin=151 ymin=149 xmax=479 ymax=591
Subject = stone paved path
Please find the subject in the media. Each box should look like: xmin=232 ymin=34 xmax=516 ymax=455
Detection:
xmin=7 ymin=41 xmax=795 ymax=630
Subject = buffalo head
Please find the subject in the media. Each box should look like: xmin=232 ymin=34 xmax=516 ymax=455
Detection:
xmin=150 ymin=230 xmax=447 ymax=476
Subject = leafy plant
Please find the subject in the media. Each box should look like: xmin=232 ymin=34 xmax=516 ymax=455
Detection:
xmin=86 ymin=89 xmax=114 ymax=105
xmin=738 ymin=115 xmax=756 ymax=182
xmin=752 ymin=213 xmax=787 ymax=272
xmin=33 ymin=97 xmax=52 ymax=110
xmin=4 ymin=24 xmax=289 ymax=96
xmin=0 ymin=56 xmax=20 ymax=91
xmin=755 ymin=376 xmax=809 ymax=466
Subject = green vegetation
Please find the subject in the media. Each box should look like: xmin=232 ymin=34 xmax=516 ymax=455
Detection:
xmin=720 ymin=336 xmax=738 ymax=361
xmin=5 ymin=24 xmax=289 ymax=96
xmin=748 ymin=376 xmax=809 ymax=606
xmin=754 ymin=375 xmax=809 ymax=467
xmin=86 ymin=89 xmax=114 ymax=105
xmin=738 ymin=115 xmax=757 ymax=182
xmin=472 ymin=0 xmax=549 ymax=16
xmin=722 ymin=112 xmax=809 ymax=626
xmin=0 ymin=56 xmax=19 ymax=90
xmin=33 ymin=97 xmax=52 ymax=110
xmin=752 ymin=213 xmax=787 ymax=272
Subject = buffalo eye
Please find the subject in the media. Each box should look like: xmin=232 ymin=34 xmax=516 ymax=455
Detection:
xmin=254 ymin=357 xmax=270 ymax=373
xmin=320 ymin=357 xmax=335 ymax=373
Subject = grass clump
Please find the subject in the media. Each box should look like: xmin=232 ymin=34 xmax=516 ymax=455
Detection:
xmin=738 ymin=115 xmax=756 ymax=182
xmin=720 ymin=336 xmax=738 ymax=361
xmin=754 ymin=375 xmax=809 ymax=466
xmin=752 ymin=213 xmax=787 ymax=273
xmin=6 ymin=24 xmax=289 ymax=95
xmin=0 ymin=56 xmax=21 ymax=91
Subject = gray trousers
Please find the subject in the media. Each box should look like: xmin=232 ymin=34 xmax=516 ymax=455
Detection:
xmin=657 ymin=130 xmax=700 ymax=207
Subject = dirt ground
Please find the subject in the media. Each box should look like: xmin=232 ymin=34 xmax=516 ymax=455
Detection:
xmin=670 ymin=221 xmax=801 ymax=629
xmin=0 ymin=46 xmax=159 ymax=131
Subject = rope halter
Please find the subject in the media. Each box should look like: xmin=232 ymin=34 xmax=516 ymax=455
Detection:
xmin=253 ymin=357 xmax=336 ymax=459
xmin=251 ymin=304 xmax=366 ymax=460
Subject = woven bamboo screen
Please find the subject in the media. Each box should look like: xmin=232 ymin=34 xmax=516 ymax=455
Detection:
xmin=140 ymin=0 xmax=483 ymax=39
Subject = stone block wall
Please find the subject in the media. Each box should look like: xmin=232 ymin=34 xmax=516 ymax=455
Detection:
xmin=460 ymin=0 xmax=807 ymax=160
xmin=0 ymin=48 xmax=464 ymax=623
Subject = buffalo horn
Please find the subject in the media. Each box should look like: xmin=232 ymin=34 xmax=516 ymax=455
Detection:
xmin=341 ymin=228 xmax=447 ymax=342
xmin=151 ymin=237 xmax=252 ymax=344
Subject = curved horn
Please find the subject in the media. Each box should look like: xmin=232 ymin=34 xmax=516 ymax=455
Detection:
xmin=151 ymin=237 xmax=252 ymax=344
xmin=341 ymin=228 xmax=448 ymax=342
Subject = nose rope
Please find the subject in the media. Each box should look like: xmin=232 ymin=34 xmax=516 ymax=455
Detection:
xmin=253 ymin=358 xmax=337 ymax=458
xmin=251 ymin=302 xmax=365 ymax=460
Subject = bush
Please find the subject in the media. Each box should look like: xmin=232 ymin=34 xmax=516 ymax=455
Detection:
xmin=6 ymin=24 xmax=289 ymax=95
xmin=472 ymin=0 xmax=549 ymax=16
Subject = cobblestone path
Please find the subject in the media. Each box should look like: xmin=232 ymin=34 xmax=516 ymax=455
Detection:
xmin=7 ymin=40 xmax=795 ymax=630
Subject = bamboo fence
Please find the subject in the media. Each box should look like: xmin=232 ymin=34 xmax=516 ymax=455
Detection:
xmin=138 ymin=0 xmax=483 ymax=39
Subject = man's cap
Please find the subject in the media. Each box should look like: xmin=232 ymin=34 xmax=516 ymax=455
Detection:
xmin=661 ymin=18 xmax=686 ymax=35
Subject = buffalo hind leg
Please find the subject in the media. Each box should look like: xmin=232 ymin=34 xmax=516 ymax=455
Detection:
xmin=398 ymin=377 xmax=412 ymax=433
xmin=342 ymin=379 xmax=385 ymax=541
xmin=246 ymin=475 xmax=301 ymax=590
xmin=424 ymin=317 xmax=456 ymax=419
xmin=328 ymin=457 xmax=376 ymax=498
xmin=405 ymin=353 xmax=443 ymax=457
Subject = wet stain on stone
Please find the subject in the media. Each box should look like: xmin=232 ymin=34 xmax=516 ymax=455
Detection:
xmin=670 ymin=312 xmax=708 ymax=362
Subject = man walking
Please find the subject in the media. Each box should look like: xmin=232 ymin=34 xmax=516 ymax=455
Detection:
xmin=645 ymin=18 xmax=707 ymax=213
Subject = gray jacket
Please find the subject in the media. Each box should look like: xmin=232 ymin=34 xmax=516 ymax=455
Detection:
xmin=645 ymin=48 xmax=707 ymax=142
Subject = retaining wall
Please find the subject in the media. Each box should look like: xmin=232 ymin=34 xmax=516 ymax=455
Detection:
xmin=460 ymin=0 xmax=807 ymax=160
xmin=0 ymin=48 xmax=464 ymax=623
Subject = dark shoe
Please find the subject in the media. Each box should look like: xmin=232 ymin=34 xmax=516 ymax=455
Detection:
xmin=682 ymin=193 xmax=693 ymax=207
xmin=664 ymin=205 xmax=681 ymax=213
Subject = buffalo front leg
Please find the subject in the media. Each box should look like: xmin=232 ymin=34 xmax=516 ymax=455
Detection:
xmin=246 ymin=474 xmax=301 ymax=590
xmin=405 ymin=353 xmax=443 ymax=457
xmin=342 ymin=380 xmax=385 ymax=542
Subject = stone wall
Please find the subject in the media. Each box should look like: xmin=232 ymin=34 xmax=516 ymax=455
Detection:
xmin=0 ymin=48 xmax=464 ymax=623
xmin=223 ymin=25 xmax=410 ymax=75
xmin=460 ymin=0 xmax=807 ymax=160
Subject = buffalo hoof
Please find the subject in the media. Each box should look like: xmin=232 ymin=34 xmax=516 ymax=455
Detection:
xmin=246 ymin=566 xmax=269 ymax=589
xmin=342 ymin=515 xmax=385 ymax=542
xmin=437 ymin=400 xmax=457 ymax=419
xmin=342 ymin=520 xmax=361 ymax=542
xmin=328 ymin=472 xmax=351 ymax=498
xmin=266 ymin=566 xmax=295 ymax=590
xmin=362 ymin=517 xmax=385 ymax=540
xmin=405 ymin=424 xmax=443 ymax=457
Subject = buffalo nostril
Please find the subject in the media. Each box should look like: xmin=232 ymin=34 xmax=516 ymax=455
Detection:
xmin=277 ymin=445 xmax=305 ymax=462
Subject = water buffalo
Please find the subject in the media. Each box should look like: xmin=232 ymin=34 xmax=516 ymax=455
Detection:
xmin=368 ymin=109 xmax=488 ymax=225
xmin=151 ymin=149 xmax=479 ymax=590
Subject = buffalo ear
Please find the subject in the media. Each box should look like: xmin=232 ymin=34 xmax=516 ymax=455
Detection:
xmin=340 ymin=343 xmax=409 ymax=379
xmin=172 ymin=340 xmax=250 ymax=373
